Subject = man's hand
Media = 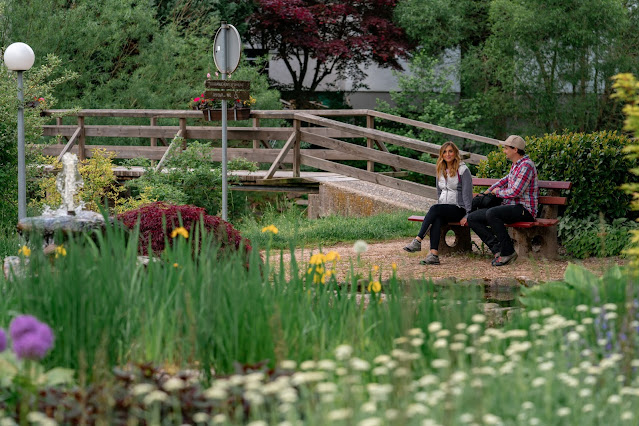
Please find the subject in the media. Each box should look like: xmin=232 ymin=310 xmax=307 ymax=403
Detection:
xmin=460 ymin=217 xmax=468 ymax=226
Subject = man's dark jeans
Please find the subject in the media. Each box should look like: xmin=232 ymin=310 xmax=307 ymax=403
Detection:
xmin=467 ymin=204 xmax=534 ymax=256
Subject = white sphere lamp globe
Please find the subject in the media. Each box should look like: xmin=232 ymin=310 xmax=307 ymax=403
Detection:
xmin=4 ymin=42 xmax=35 ymax=71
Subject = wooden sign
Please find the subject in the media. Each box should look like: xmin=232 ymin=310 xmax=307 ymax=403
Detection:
xmin=205 ymin=80 xmax=250 ymax=90
xmin=203 ymin=90 xmax=250 ymax=101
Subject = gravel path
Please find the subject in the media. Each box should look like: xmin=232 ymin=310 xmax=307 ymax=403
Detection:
xmin=267 ymin=237 xmax=626 ymax=284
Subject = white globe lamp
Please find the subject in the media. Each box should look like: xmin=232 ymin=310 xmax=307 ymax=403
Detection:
xmin=4 ymin=42 xmax=35 ymax=71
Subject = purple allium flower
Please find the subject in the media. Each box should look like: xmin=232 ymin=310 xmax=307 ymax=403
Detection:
xmin=9 ymin=315 xmax=40 ymax=341
xmin=0 ymin=328 xmax=6 ymax=352
xmin=9 ymin=315 xmax=54 ymax=360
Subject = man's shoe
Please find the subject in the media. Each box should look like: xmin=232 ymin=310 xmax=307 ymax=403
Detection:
xmin=493 ymin=252 xmax=518 ymax=266
xmin=491 ymin=252 xmax=501 ymax=266
xmin=420 ymin=253 xmax=440 ymax=265
xmin=403 ymin=238 xmax=422 ymax=253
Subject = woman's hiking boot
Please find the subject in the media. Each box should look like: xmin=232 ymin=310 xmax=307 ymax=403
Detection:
xmin=403 ymin=238 xmax=422 ymax=253
xmin=420 ymin=253 xmax=440 ymax=265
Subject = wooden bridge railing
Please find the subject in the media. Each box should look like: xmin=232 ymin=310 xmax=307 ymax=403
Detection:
xmin=39 ymin=109 xmax=500 ymax=199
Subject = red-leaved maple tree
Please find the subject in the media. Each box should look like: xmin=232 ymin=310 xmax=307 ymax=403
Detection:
xmin=247 ymin=0 xmax=413 ymax=106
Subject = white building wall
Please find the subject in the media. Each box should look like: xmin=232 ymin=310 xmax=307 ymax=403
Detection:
xmin=268 ymin=49 xmax=461 ymax=109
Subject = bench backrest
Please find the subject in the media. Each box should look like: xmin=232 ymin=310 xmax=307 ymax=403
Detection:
xmin=472 ymin=177 xmax=572 ymax=220
xmin=472 ymin=178 xmax=572 ymax=206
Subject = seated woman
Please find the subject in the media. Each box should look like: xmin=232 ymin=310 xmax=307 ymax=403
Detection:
xmin=403 ymin=141 xmax=473 ymax=265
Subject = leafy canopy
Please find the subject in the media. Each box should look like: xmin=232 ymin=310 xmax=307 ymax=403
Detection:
xmin=248 ymin=0 xmax=413 ymax=105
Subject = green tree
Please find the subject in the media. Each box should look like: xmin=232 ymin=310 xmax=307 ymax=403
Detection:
xmin=395 ymin=0 xmax=490 ymax=98
xmin=2 ymin=0 xmax=277 ymax=111
xmin=479 ymin=0 xmax=629 ymax=134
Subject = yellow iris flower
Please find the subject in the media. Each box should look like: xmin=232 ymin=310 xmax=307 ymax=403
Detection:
xmin=55 ymin=245 xmax=67 ymax=258
xmin=170 ymin=227 xmax=189 ymax=239
xmin=261 ymin=225 xmax=279 ymax=234
xmin=368 ymin=281 xmax=382 ymax=293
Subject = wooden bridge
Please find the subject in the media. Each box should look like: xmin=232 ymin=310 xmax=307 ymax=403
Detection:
xmin=39 ymin=109 xmax=500 ymax=202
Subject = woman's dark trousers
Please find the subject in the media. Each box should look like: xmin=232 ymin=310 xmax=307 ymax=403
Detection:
xmin=418 ymin=204 xmax=467 ymax=250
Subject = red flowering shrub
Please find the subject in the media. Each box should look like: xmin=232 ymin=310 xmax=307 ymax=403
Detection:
xmin=117 ymin=202 xmax=252 ymax=257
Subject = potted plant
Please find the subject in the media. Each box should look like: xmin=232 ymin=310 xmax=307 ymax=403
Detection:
xmin=190 ymin=94 xmax=256 ymax=121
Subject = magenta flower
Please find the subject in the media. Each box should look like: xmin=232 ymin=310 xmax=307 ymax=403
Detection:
xmin=194 ymin=97 xmax=201 ymax=102
xmin=9 ymin=315 xmax=54 ymax=360
xmin=0 ymin=328 xmax=6 ymax=352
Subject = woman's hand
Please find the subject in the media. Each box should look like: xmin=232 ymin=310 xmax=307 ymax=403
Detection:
xmin=460 ymin=217 xmax=468 ymax=226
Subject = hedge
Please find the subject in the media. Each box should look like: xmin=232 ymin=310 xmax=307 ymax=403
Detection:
xmin=477 ymin=131 xmax=637 ymax=220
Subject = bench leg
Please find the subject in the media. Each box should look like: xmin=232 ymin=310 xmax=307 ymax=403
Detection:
xmin=509 ymin=225 xmax=559 ymax=260
xmin=435 ymin=224 xmax=472 ymax=255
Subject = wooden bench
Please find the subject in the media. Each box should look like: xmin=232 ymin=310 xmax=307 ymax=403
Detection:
xmin=408 ymin=178 xmax=572 ymax=259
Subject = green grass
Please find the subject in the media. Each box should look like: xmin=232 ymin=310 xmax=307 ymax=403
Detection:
xmin=1 ymin=219 xmax=639 ymax=424
xmin=237 ymin=207 xmax=419 ymax=249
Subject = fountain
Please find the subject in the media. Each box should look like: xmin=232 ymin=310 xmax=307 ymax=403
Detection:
xmin=4 ymin=153 xmax=112 ymax=277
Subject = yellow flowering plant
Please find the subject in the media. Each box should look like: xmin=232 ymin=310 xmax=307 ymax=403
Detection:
xmin=170 ymin=227 xmax=189 ymax=239
xmin=612 ymin=73 xmax=639 ymax=265
xmin=261 ymin=225 xmax=279 ymax=234
xmin=306 ymin=251 xmax=340 ymax=286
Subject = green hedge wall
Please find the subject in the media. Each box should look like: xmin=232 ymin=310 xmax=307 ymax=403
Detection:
xmin=477 ymin=131 xmax=636 ymax=219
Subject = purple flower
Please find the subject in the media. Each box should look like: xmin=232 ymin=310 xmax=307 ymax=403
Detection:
xmin=9 ymin=315 xmax=54 ymax=360
xmin=0 ymin=328 xmax=6 ymax=352
xmin=9 ymin=315 xmax=40 ymax=341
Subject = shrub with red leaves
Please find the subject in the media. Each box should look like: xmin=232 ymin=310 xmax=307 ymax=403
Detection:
xmin=117 ymin=202 xmax=252 ymax=257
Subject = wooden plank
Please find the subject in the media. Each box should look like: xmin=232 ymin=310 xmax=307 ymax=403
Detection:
xmin=42 ymin=109 xmax=206 ymax=119
xmin=293 ymin=120 xmax=301 ymax=177
xmin=42 ymin=125 xmax=360 ymax=141
xmin=300 ymin=154 xmax=438 ymax=199
xmin=265 ymin=132 xmax=297 ymax=179
xmin=39 ymin=145 xmax=365 ymax=161
xmin=472 ymin=178 xmax=572 ymax=190
xmin=230 ymin=185 xmax=319 ymax=193
xmin=205 ymin=80 xmax=250 ymax=90
xmin=77 ymin=116 xmax=86 ymax=160
xmin=300 ymin=130 xmax=437 ymax=176
xmin=156 ymin=130 xmax=182 ymax=172
xmin=368 ymin=110 xmax=502 ymax=147
xmin=255 ymin=178 xmax=318 ymax=186
xmin=295 ymin=112 xmax=485 ymax=165
xmin=408 ymin=215 xmax=559 ymax=228
xmin=42 ymin=108 xmax=368 ymax=120
xmin=56 ymin=127 xmax=82 ymax=162
xmin=538 ymin=196 xmax=567 ymax=205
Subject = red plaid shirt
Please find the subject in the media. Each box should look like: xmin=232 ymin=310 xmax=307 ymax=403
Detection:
xmin=489 ymin=155 xmax=539 ymax=218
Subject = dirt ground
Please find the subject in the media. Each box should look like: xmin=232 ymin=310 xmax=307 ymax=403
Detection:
xmin=266 ymin=237 xmax=626 ymax=284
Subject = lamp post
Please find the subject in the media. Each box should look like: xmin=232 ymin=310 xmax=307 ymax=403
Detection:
xmin=3 ymin=42 xmax=35 ymax=220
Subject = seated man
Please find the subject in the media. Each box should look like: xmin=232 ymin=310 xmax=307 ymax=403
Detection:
xmin=467 ymin=135 xmax=539 ymax=266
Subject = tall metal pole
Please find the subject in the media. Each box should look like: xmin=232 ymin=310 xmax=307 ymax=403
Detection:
xmin=220 ymin=22 xmax=229 ymax=221
xmin=17 ymin=71 xmax=26 ymax=220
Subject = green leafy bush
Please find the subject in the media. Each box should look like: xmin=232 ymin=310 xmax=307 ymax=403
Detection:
xmin=123 ymin=139 xmax=257 ymax=217
xmin=477 ymin=131 xmax=636 ymax=219
xmin=558 ymin=214 xmax=638 ymax=258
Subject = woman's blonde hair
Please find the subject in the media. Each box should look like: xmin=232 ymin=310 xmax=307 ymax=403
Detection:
xmin=436 ymin=141 xmax=461 ymax=178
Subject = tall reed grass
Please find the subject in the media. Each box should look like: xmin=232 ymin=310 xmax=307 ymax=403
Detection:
xmin=0 ymin=221 xmax=482 ymax=377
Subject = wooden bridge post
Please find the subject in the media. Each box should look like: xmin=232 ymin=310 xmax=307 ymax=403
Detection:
xmin=77 ymin=116 xmax=86 ymax=160
xmin=252 ymin=117 xmax=260 ymax=149
xmin=179 ymin=118 xmax=187 ymax=149
xmin=366 ymin=114 xmax=375 ymax=172
xmin=293 ymin=118 xmax=301 ymax=177
xmin=150 ymin=117 xmax=157 ymax=146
